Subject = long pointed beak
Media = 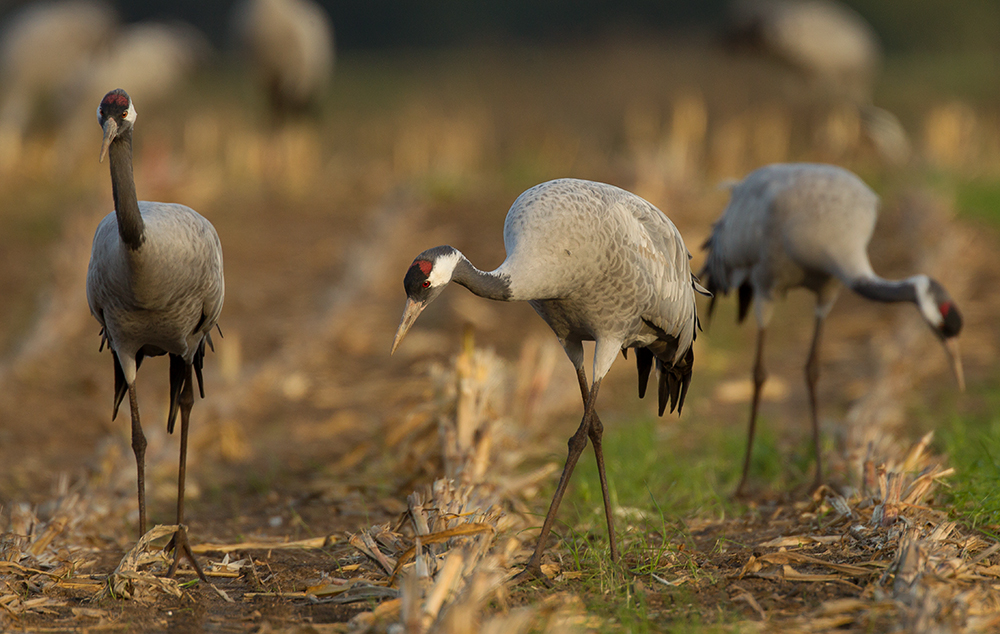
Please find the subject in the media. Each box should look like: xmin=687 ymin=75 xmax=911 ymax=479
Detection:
xmin=391 ymin=297 xmax=426 ymax=355
xmin=99 ymin=117 xmax=118 ymax=163
xmin=942 ymin=337 xmax=965 ymax=392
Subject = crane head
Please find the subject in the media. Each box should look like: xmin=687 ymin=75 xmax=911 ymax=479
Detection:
xmin=97 ymin=88 xmax=137 ymax=163
xmin=916 ymin=276 xmax=965 ymax=391
xmin=391 ymin=246 xmax=461 ymax=354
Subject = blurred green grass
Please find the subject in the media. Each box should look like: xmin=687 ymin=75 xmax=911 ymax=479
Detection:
xmin=939 ymin=382 xmax=1000 ymax=532
xmin=955 ymin=178 xmax=1000 ymax=226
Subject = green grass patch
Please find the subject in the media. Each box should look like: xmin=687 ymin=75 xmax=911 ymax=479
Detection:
xmin=565 ymin=414 xmax=804 ymax=532
xmin=940 ymin=386 xmax=1000 ymax=531
xmin=528 ymin=415 xmax=800 ymax=629
xmin=954 ymin=178 xmax=1000 ymax=226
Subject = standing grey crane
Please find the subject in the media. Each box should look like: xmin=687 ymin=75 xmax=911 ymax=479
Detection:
xmin=86 ymin=89 xmax=224 ymax=578
xmin=725 ymin=0 xmax=910 ymax=164
xmin=700 ymin=163 xmax=963 ymax=497
xmin=390 ymin=178 xmax=705 ymax=582
xmin=726 ymin=0 xmax=881 ymax=102
xmin=229 ymin=0 xmax=335 ymax=118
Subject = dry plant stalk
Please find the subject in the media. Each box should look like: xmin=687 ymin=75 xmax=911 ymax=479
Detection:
xmin=343 ymin=344 xmax=586 ymax=633
xmin=102 ymin=524 xmax=181 ymax=602
xmin=729 ymin=433 xmax=1000 ymax=633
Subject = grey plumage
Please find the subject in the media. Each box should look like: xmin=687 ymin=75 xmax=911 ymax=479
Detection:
xmin=727 ymin=0 xmax=881 ymax=101
xmin=726 ymin=1 xmax=911 ymax=164
xmin=86 ymin=88 xmax=223 ymax=578
xmin=391 ymin=178 xmax=704 ymax=581
xmin=230 ymin=0 xmax=335 ymax=117
xmin=88 ymin=202 xmax=223 ymax=416
xmin=700 ymin=162 xmax=964 ymax=496
xmin=0 ymin=0 xmax=117 ymax=168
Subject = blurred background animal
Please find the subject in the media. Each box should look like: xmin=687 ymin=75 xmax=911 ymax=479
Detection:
xmin=229 ymin=0 xmax=335 ymax=120
xmin=700 ymin=162 xmax=963 ymax=496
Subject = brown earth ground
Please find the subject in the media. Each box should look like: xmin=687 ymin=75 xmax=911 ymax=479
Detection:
xmin=1 ymin=38 xmax=999 ymax=632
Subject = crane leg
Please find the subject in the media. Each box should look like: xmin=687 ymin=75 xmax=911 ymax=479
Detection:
xmin=516 ymin=377 xmax=603 ymax=585
xmin=735 ymin=327 xmax=767 ymax=498
xmin=805 ymin=315 xmax=825 ymax=492
xmin=127 ymin=383 xmax=148 ymax=536
xmin=575 ymin=367 xmax=619 ymax=565
xmin=165 ymin=364 xmax=207 ymax=581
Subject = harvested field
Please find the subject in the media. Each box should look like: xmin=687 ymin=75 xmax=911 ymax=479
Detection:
xmin=1 ymin=37 xmax=999 ymax=632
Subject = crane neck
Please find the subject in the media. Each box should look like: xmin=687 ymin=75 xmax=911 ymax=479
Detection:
xmin=850 ymin=276 xmax=918 ymax=304
xmin=107 ymin=127 xmax=145 ymax=250
xmin=452 ymin=256 xmax=512 ymax=301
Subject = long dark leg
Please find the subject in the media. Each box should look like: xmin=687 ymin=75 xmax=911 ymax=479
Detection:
xmin=576 ymin=367 xmax=618 ymax=564
xmin=735 ymin=328 xmax=767 ymax=498
xmin=165 ymin=364 xmax=207 ymax=581
xmin=517 ymin=378 xmax=603 ymax=584
xmin=128 ymin=383 xmax=148 ymax=536
xmin=805 ymin=315 xmax=825 ymax=492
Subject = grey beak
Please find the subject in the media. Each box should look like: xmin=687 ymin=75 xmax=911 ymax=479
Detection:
xmin=942 ymin=337 xmax=965 ymax=392
xmin=391 ymin=297 xmax=425 ymax=355
xmin=99 ymin=117 xmax=118 ymax=163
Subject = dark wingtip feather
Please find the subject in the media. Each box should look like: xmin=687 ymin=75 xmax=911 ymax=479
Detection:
xmin=112 ymin=353 xmax=144 ymax=420
xmin=636 ymin=347 xmax=653 ymax=399
xmin=700 ymin=233 xmax=713 ymax=252
xmin=653 ymin=347 xmax=695 ymax=418
xmin=657 ymin=370 xmax=668 ymax=416
xmin=667 ymin=369 xmax=681 ymax=413
xmin=112 ymin=353 xmax=127 ymax=420
xmin=737 ymin=282 xmax=753 ymax=324
xmin=676 ymin=348 xmax=694 ymax=415
xmin=700 ymin=272 xmax=721 ymax=326
xmin=167 ymin=355 xmax=185 ymax=434
xmin=194 ymin=342 xmax=206 ymax=398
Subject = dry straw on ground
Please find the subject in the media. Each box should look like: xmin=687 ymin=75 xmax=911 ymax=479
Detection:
xmin=333 ymin=340 xmax=594 ymax=633
xmin=715 ymin=433 xmax=1000 ymax=633
xmin=2 ymin=339 xmax=1000 ymax=632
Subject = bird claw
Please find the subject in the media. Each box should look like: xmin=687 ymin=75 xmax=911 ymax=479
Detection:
xmin=511 ymin=563 xmax=554 ymax=588
xmin=731 ymin=483 xmax=752 ymax=502
xmin=164 ymin=525 xmax=207 ymax=582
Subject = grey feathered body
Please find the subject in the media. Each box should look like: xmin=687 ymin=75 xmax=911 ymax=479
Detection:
xmin=86 ymin=201 xmax=224 ymax=383
xmin=231 ymin=0 xmax=335 ymax=112
xmin=497 ymin=179 xmax=701 ymax=389
xmin=701 ymin=163 xmax=879 ymax=319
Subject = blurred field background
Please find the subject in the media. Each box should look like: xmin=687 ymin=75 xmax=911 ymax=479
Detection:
xmin=1 ymin=0 xmax=1000 ymax=631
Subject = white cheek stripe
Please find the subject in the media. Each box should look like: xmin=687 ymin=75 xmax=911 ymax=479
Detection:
xmin=911 ymin=275 xmax=942 ymax=327
xmin=125 ymin=98 xmax=137 ymax=124
xmin=427 ymin=251 xmax=461 ymax=287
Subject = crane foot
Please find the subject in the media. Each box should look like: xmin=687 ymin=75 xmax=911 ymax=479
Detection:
xmin=731 ymin=482 xmax=752 ymax=501
xmin=164 ymin=525 xmax=207 ymax=582
xmin=511 ymin=563 xmax=554 ymax=588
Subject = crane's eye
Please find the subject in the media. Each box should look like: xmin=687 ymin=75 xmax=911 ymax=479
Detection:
xmin=422 ymin=281 xmax=431 ymax=288
xmin=122 ymin=110 xmax=128 ymax=118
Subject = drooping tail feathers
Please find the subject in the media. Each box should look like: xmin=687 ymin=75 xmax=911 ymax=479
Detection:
xmin=699 ymin=232 xmax=753 ymax=325
xmin=635 ymin=345 xmax=694 ymax=416
xmin=634 ymin=336 xmax=695 ymax=416
xmin=110 ymin=339 xmax=210 ymax=433
xmin=111 ymin=352 xmax=143 ymax=420
xmin=167 ymin=340 xmax=208 ymax=435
